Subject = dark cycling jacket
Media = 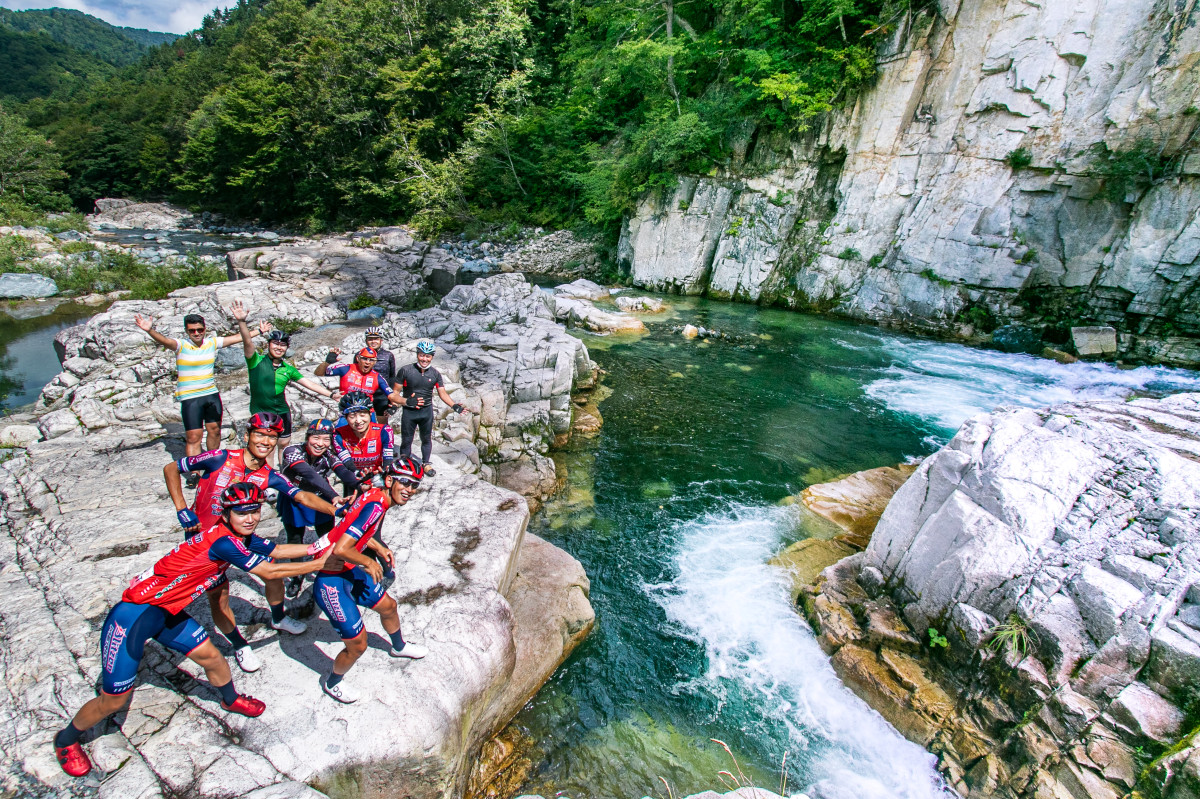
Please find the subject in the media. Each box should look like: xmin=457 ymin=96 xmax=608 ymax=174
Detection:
xmin=373 ymin=348 xmax=397 ymax=385
xmin=280 ymin=444 xmax=362 ymax=499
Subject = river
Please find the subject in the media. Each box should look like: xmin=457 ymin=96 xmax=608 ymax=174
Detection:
xmin=511 ymin=295 xmax=1200 ymax=799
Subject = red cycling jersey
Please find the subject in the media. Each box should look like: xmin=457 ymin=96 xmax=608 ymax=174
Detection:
xmin=339 ymin=367 xmax=384 ymax=396
xmin=123 ymin=522 xmax=272 ymax=614
xmin=310 ymin=488 xmax=388 ymax=574
xmin=333 ymin=423 xmax=392 ymax=471
xmin=183 ymin=449 xmax=281 ymax=529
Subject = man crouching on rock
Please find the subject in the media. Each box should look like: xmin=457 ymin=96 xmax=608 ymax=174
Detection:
xmin=54 ymin=483 xmax=328 ymax=778
xmin=310 ymin=456 xmax=429 ymax=703
xmin=165 ymin=412 xmax=340 ymax=672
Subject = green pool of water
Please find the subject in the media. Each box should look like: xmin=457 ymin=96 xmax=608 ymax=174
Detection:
xmin=510 ymin=295 xmax=1200 ymax=799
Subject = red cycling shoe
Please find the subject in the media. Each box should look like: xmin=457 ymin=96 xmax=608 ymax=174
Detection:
xmin=56 ymin=742 xmax=92 ymax=777
xmin=221 ymin=694 xmax=266 ymax=717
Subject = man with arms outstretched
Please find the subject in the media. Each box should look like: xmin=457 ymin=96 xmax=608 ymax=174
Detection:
xmin=135 ymin=302 xmax=264 ymax=461
xmin=54 ymin=483 xmax=328 ymax=778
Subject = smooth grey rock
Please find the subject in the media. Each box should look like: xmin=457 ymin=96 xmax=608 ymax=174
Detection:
xmin=347 ymin=305 xmax=385 ymax=320
xmin=615 ymin=295 xmax=665 ymax=313
xmin=0 ymin=424 xmax=40 ymax=446
xmin=1072 ymin=326 xmax=1119 ymax=358
xmin=0 ymin=272 xmax=57 ymax=298
xmin=554 ymin=279 xmax=608 ymax=301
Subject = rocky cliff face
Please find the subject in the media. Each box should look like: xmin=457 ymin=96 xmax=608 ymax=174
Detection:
xmin=620 ymin=0 xmax=1200 ymax=366
xmin=799 ymin=393 xmax=1200 ymax=799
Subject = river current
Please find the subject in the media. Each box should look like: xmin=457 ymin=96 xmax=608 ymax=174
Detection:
xmin=513 ymin=295 xmax=1200 ymax=799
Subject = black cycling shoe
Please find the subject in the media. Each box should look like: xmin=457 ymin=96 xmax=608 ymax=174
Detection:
xmin=284 ymin=576 xmax=303 ymax=599
xmin=185 ymin=473 xmax=200 ymax=489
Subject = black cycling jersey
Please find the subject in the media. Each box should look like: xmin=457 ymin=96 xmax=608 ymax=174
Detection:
xmin=396 ymin=363 xmax=443 ymax=408
xmin=280 ymin=444 xmax=361 ymax=499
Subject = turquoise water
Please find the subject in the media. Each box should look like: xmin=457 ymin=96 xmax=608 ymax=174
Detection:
xmin=513 ymin=296 xmax=1200 ymax=799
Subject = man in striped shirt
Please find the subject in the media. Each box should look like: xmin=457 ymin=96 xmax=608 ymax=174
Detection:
xmin=136 ymin=301 xmax=265 ymax=458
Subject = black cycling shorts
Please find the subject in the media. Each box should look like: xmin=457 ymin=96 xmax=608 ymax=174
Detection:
xmin=180 ymin=394 xmax=223 ymax=431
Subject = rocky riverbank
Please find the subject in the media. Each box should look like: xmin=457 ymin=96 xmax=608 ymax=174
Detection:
xmin=789 ymin=393 xmax=1200 ymax=799
xmin=0 ymin=228 xmax=641 ymax=797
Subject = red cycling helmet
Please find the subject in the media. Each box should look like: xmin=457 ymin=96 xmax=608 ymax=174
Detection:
xmin=357 ymin=347 xmax=378 ymax=360
xmin=388 ymin=456 xmax=425 ymax=484
xmin=248 ymin=412 xmax=285 ymax=435
xmin=220 ymin=482 xmax=264 ymax=513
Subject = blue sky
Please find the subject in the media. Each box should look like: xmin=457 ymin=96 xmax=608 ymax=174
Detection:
xmin=0 ymin=1 xmax=211 ymax=33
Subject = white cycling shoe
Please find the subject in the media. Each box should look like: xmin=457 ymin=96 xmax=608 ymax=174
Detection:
xmin=322 ymin=676 xmax=359 ymax=703
xmin=389 ymin=642 xmax=428 ymax=659
xmin=271 ymin=616 xmax=307 ymax=635
xmin=234 ymin=645 xmax=262 ymax=673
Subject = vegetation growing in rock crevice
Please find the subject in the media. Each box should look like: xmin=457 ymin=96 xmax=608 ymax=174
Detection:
xmin=11 ymin=0 xmax=906 ymax=239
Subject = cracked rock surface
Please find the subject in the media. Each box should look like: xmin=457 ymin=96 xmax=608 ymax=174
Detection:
xmin=0 ymin=237 xmax=597 ymax=798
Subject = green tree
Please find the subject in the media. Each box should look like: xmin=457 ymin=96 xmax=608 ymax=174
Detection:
xmin=0 ymin=109 xmax=68 ymax=210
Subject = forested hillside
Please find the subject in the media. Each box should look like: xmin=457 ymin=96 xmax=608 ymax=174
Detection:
xmin=4 ymin=0 xmax=888 ymax=238
xmin=0 ymin=8 xmax=177 ymax=67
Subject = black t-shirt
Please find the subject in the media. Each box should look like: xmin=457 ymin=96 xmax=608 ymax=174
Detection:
xmin=396 ymin=363 xmax=443 ymax=409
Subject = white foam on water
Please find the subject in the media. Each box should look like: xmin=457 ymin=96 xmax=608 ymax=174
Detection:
xmin=862 ymin=337 xmax=1200 ymax=434
xmin=653 ymin=502 xmax=954 ymax=799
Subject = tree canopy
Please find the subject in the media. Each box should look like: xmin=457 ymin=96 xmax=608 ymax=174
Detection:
xmin=12 ymin=0 xmax=892 ymax=237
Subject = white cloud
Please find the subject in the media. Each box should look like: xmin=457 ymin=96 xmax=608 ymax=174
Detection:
xmin=0 ymin=0 xmax=214 ymax=33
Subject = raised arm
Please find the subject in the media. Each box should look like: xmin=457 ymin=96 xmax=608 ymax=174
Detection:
xmin=135 ymin=314 xmax=179 ymax=351
xmin=315 ymin=348 xmax=342 ymax=377
xmin=230 ymin=300 xmax=257 ymax=359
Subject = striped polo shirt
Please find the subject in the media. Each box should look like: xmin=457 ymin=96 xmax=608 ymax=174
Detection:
xmin=175 ymin=335 xmax=219 ymax=400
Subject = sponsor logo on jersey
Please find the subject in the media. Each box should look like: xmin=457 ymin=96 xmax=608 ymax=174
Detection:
xmin=154 ymin=573 xmax=189 ymax=599
xmin=367 ymin=440 xmax=377 ymax=454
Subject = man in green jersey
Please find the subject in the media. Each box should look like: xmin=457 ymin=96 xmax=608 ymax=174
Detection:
xmin=233 ymin=303 xmax=340 ymax=466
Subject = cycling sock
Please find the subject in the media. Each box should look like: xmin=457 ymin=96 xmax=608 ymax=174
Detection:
xmin=389 ymin=629 xmax=405 ymax=650
xmin=224 ymin=628 xmax=249 ymax=649
xmin=270 ymin=603 xmax=286 ymax=624
xmin=55 ymin=724 xmax=84 ymax=748
xmin=217 ymin=681 xmax=239 ymax=705
xmin=326 ymin=671 xmax=343 ymax=688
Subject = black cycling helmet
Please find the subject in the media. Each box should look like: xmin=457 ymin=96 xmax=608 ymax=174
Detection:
xmin=339 ymin=390 xmax=373 ymax=415
xmin=220 ymin=482 xmax=264 ymax=513
xmin=267 ymin=330 xmax=290 ymax=344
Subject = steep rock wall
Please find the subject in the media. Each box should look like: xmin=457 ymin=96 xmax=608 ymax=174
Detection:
xmin=620 ymin=0 xmax=1200 ymax=365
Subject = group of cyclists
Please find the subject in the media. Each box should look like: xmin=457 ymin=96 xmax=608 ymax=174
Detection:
xmin=55 ymin=303 xmax=468 ymax=778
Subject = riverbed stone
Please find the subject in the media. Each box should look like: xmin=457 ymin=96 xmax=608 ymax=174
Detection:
xmin=1071 ymin=327 xmax=1118 ymax=358
xmin=0 ymin=272 xmax=57 ymax=298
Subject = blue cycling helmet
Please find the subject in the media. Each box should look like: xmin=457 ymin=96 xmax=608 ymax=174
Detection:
xmin=339 ymin=390 xmax=373 ymax=415
xmin=416 ymin=340 xmax=436 ymax=354
xmin=306 ymin=419 xmax=336 ymax=437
